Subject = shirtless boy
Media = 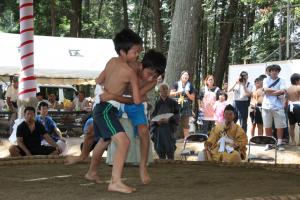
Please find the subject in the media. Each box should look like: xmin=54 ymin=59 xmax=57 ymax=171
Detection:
xmin=250 ymin=78 xmax=264 ymax=137
xmin=84 ymin=28 xmax=143 ymax=193
xmin=286 ymin=73 xmax=300 ymax=145
xmin=100 ymin=49 xmax=166 ymax=185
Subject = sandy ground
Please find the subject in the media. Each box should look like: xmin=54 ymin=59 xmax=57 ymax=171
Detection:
xmin=1 ymin=136 xmax=300 ymax=164
xmin=0 ymin=161 xmax=300 ymax=200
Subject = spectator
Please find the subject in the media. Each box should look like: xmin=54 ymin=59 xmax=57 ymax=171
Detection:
xmin=8 ymin=106 xmax=61 ymax=156
xmin=262 ymin=64 xmax=286 ymax=151
xmin=198 ymin=75 xmax=220 ymax=134
xmin=5 ymin=76 xmax=18 ymax=134
xmin=286 ymin=73 xmax=300 ymax=145
xmin=222 ymin=82 xmax=228 ymax=93
xmin=72 ymin=91 xmax=89 ymax=111
xmin=229 ymin=71 xmax=252 ymax=133
xmin=250 ymin=78 xmax=264 ymax=137
xmin=150 ymin=83 xmax=180 ymax=160
xmin=48 ymin=93 xmax=62 ymax=110
xmin=36 ymin=102 xmax=66 ymax=153
xmin=214 ymin=91 xmax=228 ymax=125
xmin=36 ymin=92 xmax=50 ymax=107
xmin=204 ymin=104 xmax=247 ymax=162
xmin=65 ymin=115 xmax=99 ymax=165
xmin=5 ymin=76 xmax=18 ymax=112
xmin=170 ymin=71 xmax=195 ymax=139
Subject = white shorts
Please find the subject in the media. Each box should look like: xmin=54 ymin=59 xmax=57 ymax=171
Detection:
xmin=262 ymin=109 xmax=287 ymax=129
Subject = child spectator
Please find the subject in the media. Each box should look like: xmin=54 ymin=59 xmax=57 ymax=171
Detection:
xmin=214 ymin=91 xmax=228 ymax=125
xmin=250 ymin=78 xmax=264 ymax=137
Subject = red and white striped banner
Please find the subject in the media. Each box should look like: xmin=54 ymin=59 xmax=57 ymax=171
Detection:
xmin=19 ymin=0 xmax=36 ymax=100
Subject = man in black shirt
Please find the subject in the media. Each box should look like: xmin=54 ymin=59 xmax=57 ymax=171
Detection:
xmin=9 ymin=106 xmax=61 ymax=156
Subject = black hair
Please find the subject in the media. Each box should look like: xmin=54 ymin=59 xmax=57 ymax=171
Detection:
xmin=258 ymin=74 xmax=267 ymax=80
xmin=224 ymin=104 xmax=235 ymax=112
xmin=267 ymin=64 xmax=281 ymax=72
xmin=24 ymin=106 xmax=35 ymax=114
xmin=217 ymin=91 xmax=228 ymax=100
xmin=254 ymin=78 xmax=262 ymax=83
xmin=240 ymin=71 xmax=248 ymax=76
xmin=113 ymin=28 xmax=143 ymax=55
xmin=141 ymin=49 xmax=166 ymax=75
xmin=38 ymin=101 xmax=49 ymax=110
xmin=290 ymin=73 xmax=300 ymax=85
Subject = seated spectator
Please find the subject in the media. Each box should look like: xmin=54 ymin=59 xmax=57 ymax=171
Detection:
xmin=150 ymin=83 xmax=180 ymax=160
xmin=36 ymin=102 xmax=67 ymax=153
xmin=286 ymin=73 xmax=300 ymax=145
xmin=65 ymin=116 xmax=99 ymax=165
xmin=8 ymin=106 xmax=61 ymax=156
xmin=48 ymin=93 xmax=62 ymax=110
xmin=204 ymin=104 xmax=247 ymax=162
xmin=72 ymin=91 xmax=89 ymax=111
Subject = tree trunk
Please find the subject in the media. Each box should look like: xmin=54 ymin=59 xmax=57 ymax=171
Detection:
xmin=97 ymin=0 xmax=104 ymax=19
xmin=201 ymin=12 xmax=208 ymax=81
xmin=164 ymin=0 xmax=202 ymax=86
xmin=50 ymin=0 xmax=56 ymax=36
xmin=122 ymin=0 xmax=129 ymax=28
xmin=70 ymin=0 xmax=82 ymax=37
xmin=152 ymin=0 xmax=165 ymax=52
xmin=137 ymin=0 xmax=145 ymax=35
xmin=214 ymin=0 xmax=239 ymax=87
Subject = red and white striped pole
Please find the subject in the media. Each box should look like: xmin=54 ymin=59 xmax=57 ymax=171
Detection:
xmin=19 ymin=0 xmax=36 ymax=99
xmin=18 ymin=0 xmax=36 ymax=116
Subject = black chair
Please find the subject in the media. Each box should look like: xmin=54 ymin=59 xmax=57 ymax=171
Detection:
xmin=181 ymin=134 xmax=208 ymax=160
xmin=248 ymin=136 xmax=277 ymax=164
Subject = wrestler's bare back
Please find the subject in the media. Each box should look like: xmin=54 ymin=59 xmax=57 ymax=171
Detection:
xmin=286 ymin=85 xmax=300 ymax=102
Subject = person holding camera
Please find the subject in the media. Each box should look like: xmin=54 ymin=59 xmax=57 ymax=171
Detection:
xmin=229 ymin=71 xmax=253 ymax=133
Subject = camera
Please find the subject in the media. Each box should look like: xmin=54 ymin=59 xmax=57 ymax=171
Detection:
xmin=239 ymin=74 xmax=247 ymax=83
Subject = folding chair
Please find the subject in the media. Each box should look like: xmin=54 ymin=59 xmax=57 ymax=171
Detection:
xmin=248 ymin=136 xmax=277 ymax=164
xmin=181 ymin=134 xmax=208 ymax=160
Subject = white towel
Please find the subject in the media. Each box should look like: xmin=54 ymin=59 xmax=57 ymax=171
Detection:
xmin=288 ymin=101 xmax=300 ymax=112
xmin=217 ymin=135 xmax=234 ymax=153
xmin=177 ymin=81 xmax=191 ymax=92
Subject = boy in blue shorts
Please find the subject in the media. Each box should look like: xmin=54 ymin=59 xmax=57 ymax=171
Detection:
xmin=85 ymin=28 xmax=143 ymax=194
xmin=64 ymin=115 xmax=98 ymax=165
xmin=100 ymin=49 xmax=166 ymax=185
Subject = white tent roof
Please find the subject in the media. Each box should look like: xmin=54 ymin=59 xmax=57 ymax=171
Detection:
xmin=0 ymin=33 xmax=117 ymax=80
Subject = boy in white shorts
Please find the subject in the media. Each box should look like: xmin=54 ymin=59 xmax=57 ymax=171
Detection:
xmin=262 ymin=64 xmax=287 ymax=151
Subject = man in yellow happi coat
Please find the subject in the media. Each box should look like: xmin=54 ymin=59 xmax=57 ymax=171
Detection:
xmin=204 ymin=104 xmax=248 ymax=162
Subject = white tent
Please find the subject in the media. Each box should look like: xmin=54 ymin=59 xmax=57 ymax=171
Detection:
xmin=0 ymin=32 xmax=117 ymax=84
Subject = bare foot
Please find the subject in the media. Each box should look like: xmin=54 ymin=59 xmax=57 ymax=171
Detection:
xmin=84 ymin=172 xmax=103 ymax=184
xmin=108 ymin=181 xmax=136 ymax=193
xmin=64 ymin=156 xmax=82 ymax=165
xmin=140 ymin=166 xmax=151 ymax=185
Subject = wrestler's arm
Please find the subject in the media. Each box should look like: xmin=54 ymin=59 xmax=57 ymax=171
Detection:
xmin=130 ymin=70 xmax=143 ymax=104
xmin=140 ymin=81 xmax=157 ymax=96
xmin=95 ymin=69 xmax=105 ymax=85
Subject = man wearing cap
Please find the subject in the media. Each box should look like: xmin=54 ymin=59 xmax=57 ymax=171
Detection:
xmin=262 ymin=64 xmax=287 ymax=151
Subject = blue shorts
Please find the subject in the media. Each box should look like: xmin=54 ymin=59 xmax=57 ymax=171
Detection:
xmin=124 ymin=104 xmax=147 ymax=136
xmin=83 ymin=117 xmax=100 ymax=142
xmin=93 ymin=102 xmax=125 ymax=141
